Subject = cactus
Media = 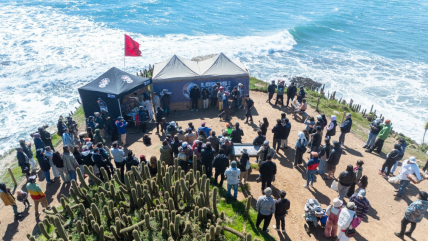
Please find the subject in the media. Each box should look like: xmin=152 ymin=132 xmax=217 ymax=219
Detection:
xmin=205 ymin=233 xmax=210 ymax=241
xmin=210 ymin=225 xmax=215 ymax=240
xmin=174 ymin=214 xmax=181 ymax=237
xmin=76 ymin=220 xmax=84 ymax=234
xmin=246 ymin=233 xmax=252 ymax=241
xmin=54 ymin=216 xmax=68 ymax=241
xmin=100 ymin=167 xmax=110 ymax=182
xmin=133 ymin=229 xmax=142 ymax=241
xmin=144 ymin=213 xmax=151 ymax=230
xmin=157 ymin=160 xmax=162 ymax=184
xmin=132 ymin=166 xmax=143 ymax=183
xmin=179 ymin=178 xmax=194 ymax=203
xmin=80 ymin=232 xmax=87 ymax=241
xmin=91 ymin=203 xmax=101 ymax=225
xmin=26 ymin=234 xmax=36 ymax=241
xmin=76 ymin=167 xmax=89 ymax=190
xmin=110 ymin=225 xmax=121 ymax=240
xmin=169 ymin=223 xmax=175 ymax=239
xmin=168 ymin=198 xmax=175 ymax=212
xmin=212 ymin=187 xmax=218 ymax=214
xmin=65 ymin=204 xmax=74 ymax=219
xmin=84 ymin=165 xmax=102 ymax=184
xmin=205 ymin=180 xmax=210 ymax=206
xmin=103 ymin=205 xmax=112 ymax=222
xmin=245 ymin=196 xmax=252 ymax=217
xmin=38 ymin=222 xmax=51 ymax=240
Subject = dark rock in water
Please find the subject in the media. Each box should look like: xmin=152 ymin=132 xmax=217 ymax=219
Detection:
xmin=191 ymin=54 xmax=218 ymax=62
xmin=283 ymin=75 xmax=322 ymax=88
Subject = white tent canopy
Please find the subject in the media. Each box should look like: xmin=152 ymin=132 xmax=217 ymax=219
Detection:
xmin=153 ymin=53 xmax=249 ymax=82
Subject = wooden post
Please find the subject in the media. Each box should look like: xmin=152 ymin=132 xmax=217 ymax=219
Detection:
xmin=316 ymin=97 xmax=321 ymax=111
xmin=8 ymin=168 xmax=17 ymax=186
xmin=370 ymin=105 xmax=373 ymax=113
xmin=341 ymin=111 xmax=346 ymax=123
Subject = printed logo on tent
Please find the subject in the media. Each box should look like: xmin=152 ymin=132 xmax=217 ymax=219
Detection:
xmin=182 ymin=82 xmax=199 ymax=100
xmin=121 ymin=75 xmax=133 ymax=84
xmin=99 ymin=78 xmax=110 ymax=88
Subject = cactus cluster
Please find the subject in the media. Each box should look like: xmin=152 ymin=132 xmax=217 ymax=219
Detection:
xmin=27 ymin=155 xmax=254 ymax=241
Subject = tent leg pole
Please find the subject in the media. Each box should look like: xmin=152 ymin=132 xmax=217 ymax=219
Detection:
xmin=118 ymin=99 xmax=123 ymax=117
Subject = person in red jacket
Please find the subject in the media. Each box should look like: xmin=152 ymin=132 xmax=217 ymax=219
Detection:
xmin=304 ymin=152 xmax=320 ymax=188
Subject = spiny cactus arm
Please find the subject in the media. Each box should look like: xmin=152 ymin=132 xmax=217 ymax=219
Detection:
xmin=133 ymin=229 xmax=142 ymax=241
xmin=84 ymin=165 xmax=103 ymax=185
xmin=37 ymin=222 xmax=51 ymax=240
xmin=26 ymin=234 xmax=36 ymax=241
xmin=110 ymin=225 xmax=121 ymax=240
xmin=77 ymin=167 xmax=89 ymax=190
xmin=179 ymin=178 xmax=194 ymax=203
xmin=212 ymin=187 xmax=218 ymax=215
xmin=100 ymin=167 xmax=110 ymax=182
xmin=80 ymin=232 xmax=87 ymax=241
xmin=223 ymin=226 xmax=245 ymax=238
xmin=54 ymin=216 xmax=69 ymax=241
xmin=65 ymin=204 xmax=74 ymax=220
xmin=246 ymin=233 xmax=252 ymax=241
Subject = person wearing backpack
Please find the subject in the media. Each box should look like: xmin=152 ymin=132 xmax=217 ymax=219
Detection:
xmin=294 ymin=132 xmax=308 ymax=167
xmin=238 ymin=149 xmax=250 ymax=185
xmin=272 ymin=190 xmax=290 ymax=233
xmin=337 ymin=202 xmax=360 ymax=241
xmin=325 ymin=115 xmax=337 ymax=139
xmin=224 ymin=161 xmax=241 ymax=199
xmin=213 ymin=149 xmax=230 ymax=187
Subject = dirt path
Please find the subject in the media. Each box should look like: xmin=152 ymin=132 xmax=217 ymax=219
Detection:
xmin=1 ymin=91 xmax=427 ymax=241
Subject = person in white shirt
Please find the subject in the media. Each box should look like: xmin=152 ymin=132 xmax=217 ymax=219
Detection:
xmin=337 ymin=202 xmax=358 ymax=241
xmin=110 ymin=141 xmax=126 ymax=181
xmin=395 ymin=157 xmax=422 ymax=197
xmin=142 ymin=98 xmax=153 ymax=121
xmin=224 ymin=161 xmax=241 ymax=199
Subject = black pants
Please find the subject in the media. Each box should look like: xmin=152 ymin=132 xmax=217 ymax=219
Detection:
xmin=261 ymin=177 xmax=272 ymax=191
xmin=275 ymin=95 xmax=283 ymax=106
xmin=381 ymin=161 xmax=394 ymax=176
xmin=191 ymin=98 xmax=198 ymax=109
xmin=275 ymin=215 xmax=285 ymax=230
xmin=205 ymin=164 xmax=213 ymax=178
xmin=294 ymin=149 xmax=304 ymax=165
xmin=97 ymin=164 xmax=112 ymax=182
xmin=245 ymin=109 xmax=253 ymax=122
xmin=114 ymin=161 xmax=125 ymax=181
xmin=273 ymin=139 xmax=281 ymax=152
xmin=211 ymin=97 xmax=217 ymax=107
xmin=219 ymin=108 xmax=230 ymax=120
xmin=369 ymin=139 xmax=385 ymax=153
xmin=346 ymin=182 xmax=356 ymax=198
xmin=399 ymin=217 xmax=416 ymax=235
xmin=256 ymin=213 xmax=273 ymax=231
xmin=423 ymin=160 xmax=428 ymax=172
xmin=214 ymin=170 xmax=225 ymax=187
xmin=286 ymin=96 xmax=293 ymax=106
xmin=268 ymin=93 xmax=274 ymax=102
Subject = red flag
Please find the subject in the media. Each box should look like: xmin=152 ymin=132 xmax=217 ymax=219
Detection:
xmin=124 ymin=34 xmax=142 ymax=57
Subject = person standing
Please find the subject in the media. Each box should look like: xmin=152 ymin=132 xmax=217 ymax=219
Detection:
xmin=190 ymin=85 xmax=201 ymax=111
xmin=231 ymin=86 xmax=240 ymax=109
xmin=303 ymin=152 xmax=320 ymax=188
xmin=349 ymin=190 xmax=370 ymax=219
xmin=272 ymin=119 xmax=283 ymax=153
xmin=160 ymin=89 xmax=171 ymax=116
xmin=363 ymin=118 xmax=382 ymax=149
xmin=281 ymin=118 xmax=291 ymax=150
xmin=272 ymin=191 xmax=290 ymax=233
xmin=33 ymin=133 xmax=45 ymax=151
xmin=207 ymin=131 xmax=219 ymax=152
xmin=210 ymin=86 xmax=218 ymax=108
xmin=212 ymin=149 xmax=230 ymax=187
xmin=366 ymin=119 xmax=391 ymax=153
xmin=317 ymin=138 xmax=331 ymax=176
xmin=152 ymin=92 xmax=161 ymax=111
xmin=395 ymin=191 xmax=428 ymax=238
xmin=217 ymin=86 xmax=225 ymax=111
xmin=256 ymin=187 xmax=276 ymax=233
xmin=337 ymin=202 xmax=359 ymax=241
xmin=101 ymin=109 xmax=111 ymax=138
xmin=325 ymin=115 xmax=337 ymax=140
xmin=26 ymin=175 xmax=51 ymax=219
xmin=274 ymin=81 xmax=285 ymax=107
xmin=16 ymin=146 xmax=31 ymax=177
xmin=337 ymin=165 xmax=356 ymax=201
xmin=338 ymin=113 xmax=352 ymax=146
xmin=231 ymin=122 xmax=244 ymax=144
xmin=35 ymin=149 xmax=53 ymax=185
xmin=224 ymin=161 xmax=241 ymax=199
xmin=256 ymin=140 xmax=276 ymax=164
xmin=94 ymin=112 xmax=105 ymax=137
xmin=395 ymin=157 xmax=422 ymax=197
xmin=62 ymin=128 xmax=74 ymax=149
xmin=39 ymin=126 xmax=54 ymax=151
xmin=244 ymin=94 xmax=254 ymax=124
xmin=0 ymin=182 xmax=23 ymax=219
xmin=125 ymin=151 xmax=140 ymax=171
xmin=20 ymin=139 xmax=37 ymax=173
xmin=111 ymin=141 xmax=125 ymax=181
xmin=238 ymin=149 xmax=250 ymax=184
xmin=324 ymin=198 xmax=342 ymax=239
xmin=294 ymin=132 xmax=308 ymax=167
xmin=259 ymin=155 xmax=277 ymax=192
xmin=346 ymin=160 xmax=364 ymax=197
xmin=201 ymin=87 xmax=210 ymax=109
xmin=237 ymin=83 xmax=245 ymax=108
xmin=115 ymin=116 xmax=128 ymax=146
xmin=267 ymin=80 xmax=277 ymax=103
xmin=297 ymin=86 xmax=305 ymax=103
xmin=218 ymin=91 xmax=231 ymax=121
xmin=201 ymin=142 xmax=215 ymax=177
xmin=253 ymin=130 xmax=266 ymax=146
xmin=62 ymin=146 xmax=78 ymax=182
xmin=45 ymin=146 xmax=60 ymax=178
xmin=286 ymin=82 xmax=297 ymax=107
xmin=259 ymin=117 xmax=269 ymax=136
xmin=142 ymin=97 xmax=154 ymax=121
xmin=159 ymin=140 xmax=173 ymax=166
xmin=379 ymin=144 xmax=402 ymax=177
xmin=92 ymin=147 xmax=114 ymax=181
xmin=326 ymin=141 xmax=342 ymax=180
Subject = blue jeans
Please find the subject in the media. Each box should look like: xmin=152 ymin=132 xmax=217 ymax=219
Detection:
xmin=68 ymin=171 xmax=77 ymax=181
xmin=365 ymin=132 xmax=377 ymax=147
xmin=398 ymin=180 xmax=410 ymax=195
xmin=390 ymin=160 xmax=400 ymax=174
xmin=43 ymin=171 xmax=51 ymax=183
xmin=227 ymin=183 xmax=239 ymax=199
xmin=306 ymin=169 xmax=316 ymax=186
xmin=317 ymin=159 xmax=326 ymax=175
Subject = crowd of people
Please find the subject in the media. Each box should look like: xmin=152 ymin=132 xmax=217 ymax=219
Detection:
xmin=2 ymin=79 xmax=428 ymax=240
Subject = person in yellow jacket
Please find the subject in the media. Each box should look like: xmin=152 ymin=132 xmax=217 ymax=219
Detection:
xmin=0 ymin=182 xmax=23 ymax=219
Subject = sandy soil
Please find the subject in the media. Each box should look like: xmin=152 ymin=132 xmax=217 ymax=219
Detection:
xmin=1 ymin=90 xmax=427 ymax=241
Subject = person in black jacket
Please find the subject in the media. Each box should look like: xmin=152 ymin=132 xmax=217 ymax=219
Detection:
xmin=310 ymin=126 xmax=322 ymax=156
xmin=337 ymin=165 xmax=356 ymax=201
xmin=230 ymin=122 xmax=244 ymax=143
xmin=160 ymin=89 xmax=171 ymax=116
xmin=36 ymin=149 xmax=53 ymax=184
xmin=212 ymin=149 xmax=229 ymax=187
xmin=16 ymin=147 xmax=30 ymax=177
xmin=39 ymin=126 xmax=54 ymax=151
xmin=281 ymin=118 xmax=291 ymax=150
xmin=259 ymin=155 xmax=277 ymax=192
xmin=325 ymin=115 xmax=337 ymax=139
xmin=92 ymin=147 xmax=114 ymax=181
xmin=273 ymin=190 xmax=290 ymax=233
xmin=125 ymin=150 xmax=139 ymax=172
xmin=379 ymin=144 xmax=402 ymax=177
xmin=272 ymin=119 xmax=283 ymax=153
xmin=201 ymin=142 xmax=215 ymax=178
xmin=297 ymin=86 xmax=305 ymax=103
xmin=318 ymin=138 xmax=331 ymax=177
xmin=326 ymin=141 xmax=342 ymax=180
xmin=238 ymin=149 xmax=249 ymax=184
xmin=244 ymin=95 xmax=255 ymax=124
xmin=339 ymin=113 xmax=352 ymax=146
xmin=253 ymin=130 xmax=266 ymax=146
xmin=189 ymin=85 xmax=201 ymax=111
xmin=286 ymin=82 xmax=297 ymax=107
xmin=258 ymin=117 xmax=269 ymax=136
xmin=363 ymin=118 xmax=382 ymax=149
xmin=267 ymin=80 xmax=277 ymax=103
xmin=155 ymin=107 xmax=164 ymax=134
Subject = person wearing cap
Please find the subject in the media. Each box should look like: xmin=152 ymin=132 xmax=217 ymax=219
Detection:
xmin=62 ymin=128 xmax=74 ymax=149
xmin=259 ymin=155 xmax=277 ymax=191
xmin=16 ymin=146 xmax=31 ymax=177
xmin=218 ymin=91 xmax=231 ymax=121
xmin=395 ymin=191 xmax=428 ymax=238
xmin=26 ymin=175 xmax=51 ymax=219
xmin=217 ymin=86 xmax=225 ymax=110
xmin=395 ymin=157 xmax=422 ymax=197
xmin=115 ymin=116 xmax=128 ymax=146
xmin=0 ymin=182 xmax=24 ymax=219
xmin=363 ymin=118 xmax=382 ymax=149
xmin=244 ymin=94 xmax=254 ymax=123
xmin=366 ymin=119 xmax=392 ymax=153
xmin=286 ymin=82 xmax=297 ymax=107
xmin=304 ymin=152 xmax=320 ymax=188
xmin=189 ymin=85 xmax=201 ymax=111
xmin=337 ymin=165 xmax=356 ymax=201
xmin=198 ymin=122 xmax=212 ymax=137
xmin=231 ymin=122 xmax=244 ymax=144
xmin=294 ymin=132 xmax=308 ymax=166
xmin=36 ymin=148 xmax=54 ymax=184
xmin=274 ymin=81 xmax=285 ymax=108
xmin=160 ymin=89 xmax=171 ymax=116
xmin=257 ymin=140 xmax=276 ymax=164
xmin=390 ymin=138 xmax=408 ymax=175
xmin=224 ymin=123 xmax=233 ymax=137
xmin=93 ymin=112 xmax=104 ymax=137
xmin=224 ymin=160 xmax=241 ymax=199
xmin=267 ymin=80 xmax=277 ymax=103
xmin=101 ymin=108 xmax=111 ymax=138
xmin=349 ymin=190 xmax=370 ymax=219
xmin=337 ymin=202 xmax=359 ymax=241
xmin=297 ymin=86 xmax=305 ymax=103
xmin=33 ymin=133 xmax=45 ymax=152
xmin=273 ymin=190 xmax=290 ymax=233
xmin=256 ymin=187 xmax=276 ymax=232
xmin=324 ymin=198 xmax=343 ymax=239
xmin=338 ymin=113 xmax=353 ymax=147
xmin=213 ymin=149 xmax=230 ymax=187
xmin=111 ymin=141 xmax=126 ymax=181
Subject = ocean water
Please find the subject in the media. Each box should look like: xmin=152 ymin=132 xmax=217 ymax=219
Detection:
xmin=1 ymin=0 xmax=427 ymax=154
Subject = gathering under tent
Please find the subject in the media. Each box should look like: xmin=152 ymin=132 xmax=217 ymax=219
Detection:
xmin=152 ymin=53 xmax=250 ymax=110
xmin=78 ymin=67 xmax=152 ymax=121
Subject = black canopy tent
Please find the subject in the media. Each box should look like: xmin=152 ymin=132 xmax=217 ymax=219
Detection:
xmin=78 ymin=67 xmax=152 ymax=121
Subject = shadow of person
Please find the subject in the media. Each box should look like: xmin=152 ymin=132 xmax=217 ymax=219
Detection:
xmin=308 ymin=187 xmax=331 ymax=206
xmin=343 ymin=147 xmax=363 ymax=157
xmin=277 ymin=230 xmax=292 ymax=241
xmin=366 ymin=205 xmax=380 ymax=221
xmin=2 ymin=219 xmax=21 ymax=241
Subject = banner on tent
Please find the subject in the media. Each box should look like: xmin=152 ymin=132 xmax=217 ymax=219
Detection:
xmin=153 ymin=78 xmax=249 ymax=103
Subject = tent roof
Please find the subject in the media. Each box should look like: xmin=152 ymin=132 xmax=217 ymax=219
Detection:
xmin=153 ymin=53 xmax=249 ymax=82
xmin=152 ymin=55 xmax=201 ymax=82
xmin=78 ymin=67 xmax=151 ymax=96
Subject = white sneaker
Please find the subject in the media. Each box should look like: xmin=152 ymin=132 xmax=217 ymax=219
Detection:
xmin=272 ymin=225 xmax=279 ymax=231
xmin=303 ymin=185 xmax=308 ymax=188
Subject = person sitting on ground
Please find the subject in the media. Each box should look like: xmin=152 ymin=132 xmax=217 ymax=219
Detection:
xmin=0 ymin=182 xmax=24 ymax=219
xmin=349 ymin=190 xmax=370 ymax=219
xmin=295 ymin=98 xmax=307 ymax=114
xmin=207 ymin=131 xmax=219 ymax=152
xmin=272 ymin=190 xmax=290 ymax=233
xmin=379 ymin=144 xmax=402 ymax=177
xmin=230 ymin=122 xmax=244 ymax=144
xmin=212 ymin=149 xmax=230 ymax=187
xmin=224 ymin=161 xmax=241 ymax=199
xmin=303 ymin=152 xmax=320 ymax=189
xmin=363 ymin=118 xmax=382 ymax=149
xmin=253 ymin=129 xmax=266 ymax=146
xmin=394 ymin=191 xmax=428 ymax=238
xmin=256 ymin=187 xmax=276 ymax=233
xmin=337 ymin=165 xmax=356 ymax=201
xmin=366 ymin=119 xmax=391 ymax=153
xmin=143 ymin=134 xmax=151 ymax=145
xmin=324 ymin=198 xmax=342 ymax=239
xmin=26 ymin=175 xmax=51 ymax=219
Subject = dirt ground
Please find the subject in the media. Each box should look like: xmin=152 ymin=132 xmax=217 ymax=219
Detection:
xmin=1 ymin=90 xmax=427 ymax=241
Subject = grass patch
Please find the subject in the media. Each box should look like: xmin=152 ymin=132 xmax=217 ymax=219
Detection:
xmin=0 ymin=163 xmax=25 ymax=188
